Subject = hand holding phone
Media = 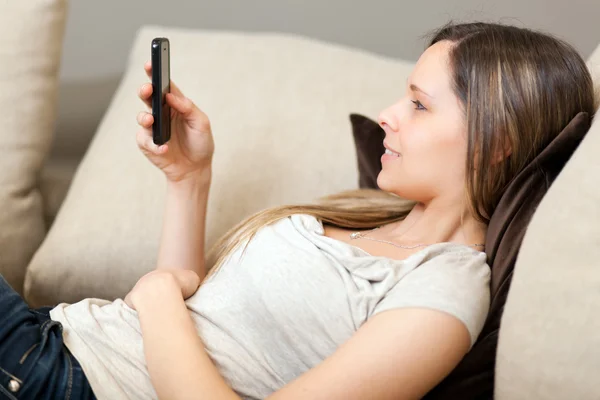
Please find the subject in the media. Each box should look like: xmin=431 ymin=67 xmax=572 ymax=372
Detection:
xmin=135 ymin=40 xmax=216 ymax=183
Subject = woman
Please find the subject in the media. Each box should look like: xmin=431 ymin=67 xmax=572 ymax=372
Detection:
xmin=0 ymin=22 xmax=596 ymax=399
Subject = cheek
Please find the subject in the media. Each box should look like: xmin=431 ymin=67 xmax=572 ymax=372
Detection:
xmin=400 ymin=121 xmax=466 ymax=180
xmin=431 ymin=138 xmax=468 ymax=186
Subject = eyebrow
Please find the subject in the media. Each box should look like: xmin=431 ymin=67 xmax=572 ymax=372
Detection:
xmin=406 ymin=78 xmax=433 ymax=98
xmin=409 ymin=83 xmax=433 ymax=98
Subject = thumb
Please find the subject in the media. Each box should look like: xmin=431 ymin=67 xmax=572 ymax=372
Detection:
xmin=166 ymin=92 xmax=196 ymax=118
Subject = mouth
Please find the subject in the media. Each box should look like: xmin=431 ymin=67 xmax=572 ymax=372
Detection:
xmin=383 ymin=142 xmax=401 ymax=157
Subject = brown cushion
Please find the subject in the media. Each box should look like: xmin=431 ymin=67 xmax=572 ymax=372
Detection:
xmin=350 ymin=113 xmax=385 ymax=188
xmin=350 ymin=112 xmax=592 ymax=398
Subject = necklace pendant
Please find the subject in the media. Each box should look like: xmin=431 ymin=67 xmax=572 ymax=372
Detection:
xmin=350 ymin=232 xmax=361 ymax=239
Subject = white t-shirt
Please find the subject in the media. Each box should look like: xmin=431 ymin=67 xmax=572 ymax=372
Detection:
xmin=50 ymin=213 xmax=491 ymax=399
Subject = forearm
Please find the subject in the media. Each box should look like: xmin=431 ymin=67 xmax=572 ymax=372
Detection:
xmin=135 ymin=276 xmax=240 ymax=400
xmin=156 ymin=168 xmax=212 ymax=279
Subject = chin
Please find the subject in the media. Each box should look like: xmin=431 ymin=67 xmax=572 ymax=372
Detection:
xmin=376 ymin=173 xmax=419 ymax=201
xmin=376 ymin=172 xmax=396 ymax=193
xmin=376 ymin=168 xmax=395 ymax=186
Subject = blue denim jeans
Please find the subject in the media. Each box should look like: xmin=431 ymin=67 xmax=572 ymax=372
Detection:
xmin=0 ymin=274 xmax=96 ymax=399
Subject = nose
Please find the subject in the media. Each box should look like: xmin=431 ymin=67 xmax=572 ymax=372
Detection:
xmin=377 ymin=114 xmax=387 ymax=130
xmin=377 ymin=103 xmax=400 ymax=133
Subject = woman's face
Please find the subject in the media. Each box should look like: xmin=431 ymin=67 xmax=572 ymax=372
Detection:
xmin=377 ymin=40 xmax=468 ymax=204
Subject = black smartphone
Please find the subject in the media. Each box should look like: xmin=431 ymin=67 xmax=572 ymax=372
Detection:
xmin=151 ymin=37 xmax=171 ymax=145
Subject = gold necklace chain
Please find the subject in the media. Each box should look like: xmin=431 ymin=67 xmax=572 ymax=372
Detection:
xmin=349 ymin=227 xmax=485 ymax=250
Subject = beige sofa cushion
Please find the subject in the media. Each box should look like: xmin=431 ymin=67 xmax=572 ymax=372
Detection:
xmin=24 ymin=26 xmax=416 ymax=306
xmin=495 ymin=43 xmax=600 ymax=399
xmin=39 ymin=158 xmax=80 ymax=229
xmin=0 ymin=0 xmax=68 ymax=295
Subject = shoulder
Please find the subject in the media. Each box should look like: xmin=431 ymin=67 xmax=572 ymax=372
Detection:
xmin=374 ymin=244 xmax=491 ymax=348
xmin=419 ymin=243 xmax=490 ymax=278
xmin=412 ymin=244 xmax=491 ymax=309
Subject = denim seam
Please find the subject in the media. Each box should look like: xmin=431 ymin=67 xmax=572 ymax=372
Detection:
xmin=0 ymin=366 xmax=21 ymax=384
xmin=42 ymin=320 xmax=63 ymax=335
xmin=39 ymin=319 xmax=51 ymax=333
xmin=0 ymin=383 xmax=18 ymax=400
xmin=37 ymin=320 xmax=62 ymax=355
xmin=63 ymin=347 xmax=73 ymax=400
xmin=29 ymin=309 xmax=49 ymax=317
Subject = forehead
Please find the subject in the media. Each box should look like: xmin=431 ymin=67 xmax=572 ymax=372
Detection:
xmin=410 ymin=41 xmax=454 ymax=94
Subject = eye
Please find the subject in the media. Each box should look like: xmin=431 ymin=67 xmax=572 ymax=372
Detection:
xmin=411 ymin=100 xmax=427 ymax=111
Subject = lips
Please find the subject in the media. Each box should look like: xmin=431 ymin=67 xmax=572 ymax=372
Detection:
xmin=383 ymin=141 xmax=401 ymax=154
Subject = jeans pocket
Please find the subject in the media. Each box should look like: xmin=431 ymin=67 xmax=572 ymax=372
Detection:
xmin=0 ymin=319 xmax=67 ymax=399
xmin=18 ymin=343 xmax=39 ymax=365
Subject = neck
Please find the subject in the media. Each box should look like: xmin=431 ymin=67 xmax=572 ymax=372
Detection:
xmin=379 ymin=198 xmax=488 ymax=247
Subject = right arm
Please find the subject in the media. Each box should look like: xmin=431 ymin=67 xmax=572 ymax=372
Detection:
xmin=156 ymin=172 xmax=212 ymax=279
xmin=135 ymin=60 xmax=216 ymax=281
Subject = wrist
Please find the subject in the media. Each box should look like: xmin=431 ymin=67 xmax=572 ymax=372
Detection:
xmin=166 ymin=174 xmax=211 ymax=203
xmin=168 ymin=167 xmax=212 ymax=189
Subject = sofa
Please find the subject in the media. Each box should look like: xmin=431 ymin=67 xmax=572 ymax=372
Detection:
xmin=2 ymin=1 xmax=600 ymax=398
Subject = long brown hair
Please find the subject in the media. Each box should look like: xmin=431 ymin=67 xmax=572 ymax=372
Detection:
xmin=429 ymin=22 xmax=597 ymax=221
xmin=203 ymin=22 xmax=597 ymax=282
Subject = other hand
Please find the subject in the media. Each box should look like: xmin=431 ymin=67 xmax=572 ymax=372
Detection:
xmin=124 ymin=269 xmax=201 ymax=310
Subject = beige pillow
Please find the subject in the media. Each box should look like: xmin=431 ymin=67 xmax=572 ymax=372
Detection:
xmin=495 ymin=43 xmax=600 ymax=399
xmin=0 ymin=0 xmax=68 ymax=295
xmin=24 ymin=26 xmax=416 ymax=306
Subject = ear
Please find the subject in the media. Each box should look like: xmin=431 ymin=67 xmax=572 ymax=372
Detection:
xmin=491 ymin=139 xmax=512 ymax=165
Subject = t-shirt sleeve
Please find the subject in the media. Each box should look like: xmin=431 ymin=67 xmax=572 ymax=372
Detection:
xmin=370 ymin=248 xmax=491 ymax=349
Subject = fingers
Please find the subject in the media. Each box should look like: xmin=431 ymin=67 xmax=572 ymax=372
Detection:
xmin=136 ymin=111 xmax=168 ymax=155
xmin=166 ymin=92 xmax=196 ymax=117
xmin=144 ymin=60 xmax=152 ymax=78
xmin=175 ymin=270 xmax=201 ymax=299
xmin=136 ymin=126 xmax=168 ymax=155
xmin=136 ymin=111 xmax=153 ymax=128
xmin=124 ymin=293 xmax=136 ymax=310
xmin=138 ymin=83 xmax=153 ymax=108
xmin=141 ymin=61 xmax=182 ymax=107
xmin=169 ymin=80 xmax=184 ymax=97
